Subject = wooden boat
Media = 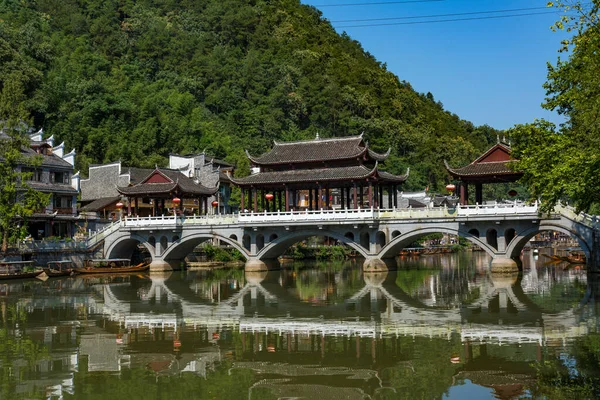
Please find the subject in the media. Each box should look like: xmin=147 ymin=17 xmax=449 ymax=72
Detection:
xmin=75 ymin=259 xmax=149 ymax=275
xmin=0 ymin=261 xmax=43 ymax=280
xmin=44 ymin=260 xmax=75 ymax=277
xmin=542 ymin=252 xmax=586 ymax=264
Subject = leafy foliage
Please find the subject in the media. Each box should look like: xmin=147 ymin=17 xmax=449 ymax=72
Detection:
xmin=0 ymin=0 xmax=500 ymax=192
xmin=511 ymin=2 xmax=600 ymax=212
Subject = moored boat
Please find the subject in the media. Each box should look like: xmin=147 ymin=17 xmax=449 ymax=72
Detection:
xmin=0 ymin=261 xmax=43 ymax=280
xmin=44 ymin=260 xmax=75 ymax=277
xmin=75 ymin=259 xmax=149 ymax=275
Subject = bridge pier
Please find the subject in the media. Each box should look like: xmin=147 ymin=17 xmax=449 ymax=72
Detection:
xmin=149 ymin=259 xmax=181 ymax=273
xmin=490 ymin=256 xmax=519 ymax=274
xmin=244 ymin=258 xmax=280 ymax=272
xmin=363 ymin=258 xmax=397 ymax=274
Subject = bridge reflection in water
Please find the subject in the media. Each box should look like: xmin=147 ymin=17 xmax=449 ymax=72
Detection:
xmin=2 ymin=253 xmax=599 ymax=399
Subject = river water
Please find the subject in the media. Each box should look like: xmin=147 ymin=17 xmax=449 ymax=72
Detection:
xmin=0 ymin=251 xmax=598 ymax=399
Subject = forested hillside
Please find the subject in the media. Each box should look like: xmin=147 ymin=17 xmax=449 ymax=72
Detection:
xmin=0 ymin=0 xmax=501 ymax=191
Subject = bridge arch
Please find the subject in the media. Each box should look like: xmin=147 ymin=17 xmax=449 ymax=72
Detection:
xmin=105 ymin=233 xmax=155 ymax=260
xmin=161 ymin=233 xmax=250 ymax=262
xmin=506 ymin=222 xmax=592 ymax=260
xmin=256 ymin=229 xmax=370 ymax=260
xmin=378 ymin=226 xmax=497 ymax=259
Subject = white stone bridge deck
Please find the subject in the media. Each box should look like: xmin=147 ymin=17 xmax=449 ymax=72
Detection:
xmin=86 ymin=202 xmax=600 ymax=273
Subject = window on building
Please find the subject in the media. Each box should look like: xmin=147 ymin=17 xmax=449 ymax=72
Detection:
xmin=53 ymin=196 xmax=61 ymax=208
xmin=66 ymin=198 xmax=72 ymax=208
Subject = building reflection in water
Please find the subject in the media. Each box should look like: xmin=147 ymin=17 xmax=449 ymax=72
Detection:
xmin=0 ymin=252 xmax=597 ymax=399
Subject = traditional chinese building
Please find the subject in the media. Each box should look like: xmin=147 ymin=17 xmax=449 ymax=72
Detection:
xmin=444 ymin=141 xmax=523 ymax=205
xmin=116 ymin=167 xmax=217 ymax=216
xmin=232 ymin=134 xmax=408 ymax=212
xmin=20 ymin=130 xmax=80 ymax=239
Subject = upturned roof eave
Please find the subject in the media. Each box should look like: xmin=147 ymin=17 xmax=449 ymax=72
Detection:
xmin=245 ymin=147 xmax=368 ymax=166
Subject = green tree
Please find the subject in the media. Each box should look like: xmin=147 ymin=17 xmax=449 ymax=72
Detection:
xmin=0 ymin=124 xmax=50 ymax=252
xmin=510 ymin=2 xmax=600 ymax=212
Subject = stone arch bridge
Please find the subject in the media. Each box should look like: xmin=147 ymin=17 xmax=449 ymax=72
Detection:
xmin=87 ymin=203 xmax=600 ymax=273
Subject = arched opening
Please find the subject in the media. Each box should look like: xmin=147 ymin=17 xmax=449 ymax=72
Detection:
xmin=148 ymin=236 xmax=156 ymax=247
xmin=256 ymin=234 xmax=265 ymax=251
xmin=486 ymin=229 xmax=498 ymax=251
xmin=507 ymin=226 xmax=591 ymax=264
xmin=242 ymin=234 xmax=251 ymax=251
xmin=378 ymin=227 xmax=496 ymax=259
xmin=160 ymin=234 xmax=249 ymax=266
xmin=468 ymin=229 xmax=479 ymax=238
xmin=256 ymin=230 xmax=370 ymax=261
xmin=230 ymin=234 xmax=238 ymax=242
xmin=269 ymin=233 xmax=278 ymax=242
xmin=345 ymin=232 xmax=354 ymax=241
xmin=504 ymin=228 xmax=516 ymax=247
xmin=391 ymin=230 xmax=400 ymax=238
xmin=106 ymin=236 xmax=152 ymax=264
xmin=376 ymin=231 xmax=386 ymax=252
xmin=160 ymin=236 xmax=168 ymax=255
xmin=360 ymin=232 xmax=370 ymax=250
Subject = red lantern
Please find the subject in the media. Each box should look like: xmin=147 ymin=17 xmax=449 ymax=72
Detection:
xmin=508 ymin=190 xmax=518 ymax=197
xmin=212 ymin=201 xmax=219 ymax=207
xmin=172 ymin=197 xmax=181 ymax=205
xmin=445 ymin=184 xmax=456 ymax=193
xmin=265 ymin=193 xmax=274 ymax=201
xmin=115 ymin=202 xmax=124 ymax=209
xmin=173 ymin=339 xmax=181 ymax=348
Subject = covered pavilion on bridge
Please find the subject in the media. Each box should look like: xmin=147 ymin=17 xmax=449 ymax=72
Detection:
xmin=231 ymin=134 xmax=409 ymax=212
xmin=117 ymin=167 xmax=217 ymax=217
xmin=444 ymin=141 xmax=523 ymax=206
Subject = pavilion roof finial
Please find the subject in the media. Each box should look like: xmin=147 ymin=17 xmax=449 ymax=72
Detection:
xmin=315 ymin=132 xmax=320 ymax=140
xmin=496 ymin=134 xmax=500 ymax=144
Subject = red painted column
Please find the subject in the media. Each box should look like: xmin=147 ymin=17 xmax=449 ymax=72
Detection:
xmin=368 ymin=182 xmax=373 ymax=208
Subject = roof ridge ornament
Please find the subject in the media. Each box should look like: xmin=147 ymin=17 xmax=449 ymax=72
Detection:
xmin=315 ymin=132 xmax=320 ymax=140
xmin=497 ymin=134 xmax=500 ymax=144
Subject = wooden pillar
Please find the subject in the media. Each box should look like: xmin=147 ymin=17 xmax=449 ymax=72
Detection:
xmin=393 ymin=185 xmax=398 ymax=208
xmin=388 ymin=186 xmax=392 ymax=208
xmin=353 ymin=183 xmax=358 ymax=209
xmin=253 ymin=188 xmax=258 ymax=213
xmin=460 ymin=183 xmax=469 ymax=206
xmin=368 ymin=182 xmax=373 ymax=208
xmin=325 ymin=187 xmax=330 ymax=209
xmin=261 ymin=190 xmax=265 ymax=211
xmin=135 ymin=197 xmax=139 ymax=216
xmin=240 ymin=188 xmax=245 ymax=212
xmin=308 ymin=188 xmax=313 ymax=211
xmin=161 ymin=199 xmax=165 ymax=215
xmin=359 ymin=185 xmax=364 ymax=207
xmin=278 ymin=190 xmax=282 ymax=211
xmin=475 ymin=183 xmax=483 ymax=204
xmin=379 ymin=185 xmax=384 ymax=209
xmin=285 ymin=187 xmax=290 ymax=211
xmin=317 ymin=185 xmax=322 ymax=209
xmin=204 ymin=198 xmax=207 ymax=215
xmin=127 ymin=197 xmax=132 ymax=216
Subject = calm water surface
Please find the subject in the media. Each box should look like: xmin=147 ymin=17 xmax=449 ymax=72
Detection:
xmin=0 ymin=251 xmax=599 ymax=399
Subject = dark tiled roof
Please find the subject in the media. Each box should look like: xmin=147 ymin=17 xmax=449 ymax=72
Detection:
xmin=377 ymin=170 xmax=408 ymax=183
xmin=445 ymin=160 xmax=522 ymax=178
xmin=27 ymin=181 xmax=78 ymax=194
xmin=80 ymin=196 xmax=121 ymax=212
xmin=368 ymin=148 xmax=391 ymax=162
xmin=219 ymin=170 xmax=232 ymax=183
xmin=118 ymin=168 xmax=217 ymax=196
xmin=126 ymin=167 xmax=154 ymax=184
xmin=246 ymin=135 xmax=369 ymax=165
xmin=232 ymin=165 xmax=377 ymax=185
xmin=21 ymin=148 xmax=73 ymax=169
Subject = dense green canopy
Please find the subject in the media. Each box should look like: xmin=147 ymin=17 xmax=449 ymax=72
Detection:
xmin=0 ymin=0 xmax=501 ymax=192
xmin=510 ymin=2 xmax=600 ymax=212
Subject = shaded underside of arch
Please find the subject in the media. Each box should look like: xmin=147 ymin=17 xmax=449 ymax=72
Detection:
xmin=162 ymin=233 xmax=249 ymax=261
xmin=106 ymin=234 xmax=155 ymax=260
xmin=257 ymin=229 xmax=370 ymax=260
xmin=506 ymin=223 xmax=592 ymax=260
xmin=378 ymin=227 xmax=496 ymax=259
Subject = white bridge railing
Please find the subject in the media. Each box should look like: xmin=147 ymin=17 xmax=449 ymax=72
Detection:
xmin=86 ymin=201 xmax=545 ymax=245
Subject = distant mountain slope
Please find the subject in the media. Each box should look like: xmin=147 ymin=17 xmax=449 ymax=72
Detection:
xmin=0 ymin=0 xmax=500 ymax=191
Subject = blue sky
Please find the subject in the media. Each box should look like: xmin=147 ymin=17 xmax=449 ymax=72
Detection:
xmin=301 ymin=0 xmax=569 ymax=130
